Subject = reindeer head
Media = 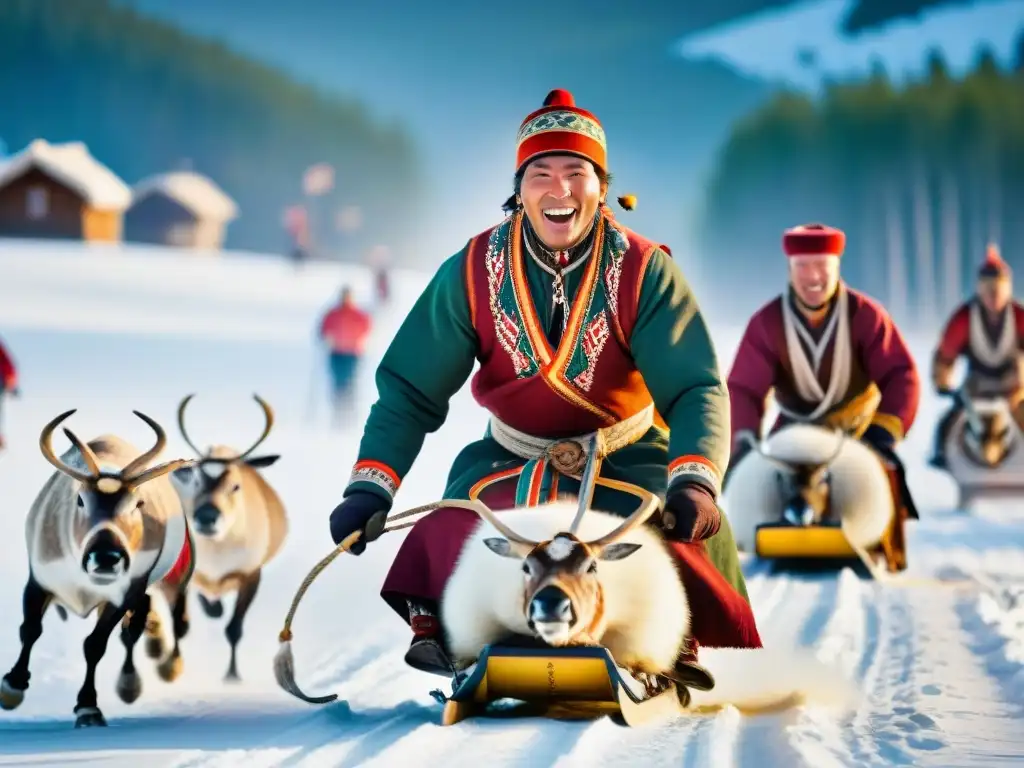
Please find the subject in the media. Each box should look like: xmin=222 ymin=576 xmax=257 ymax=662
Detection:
xmin=39 ymin=409 xmax=192 ymax=585
xmin=170 ymin=393 xmax=279 ymax=539
xmin=742 ymin=430 xmax=845 ymax=527
xmin=459 ymin=491 xmax=660 ymax=647
xmin=962 ymin=395 xmax=1016 ymax=468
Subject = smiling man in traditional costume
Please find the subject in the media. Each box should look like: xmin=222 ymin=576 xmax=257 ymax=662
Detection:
xmin=726 ymin=223 xmax=921 ymax=487
xmin=326 ymin=88 xmax=762 ymax=688
xmin=929 ymin=244 xmax=1024 ymax=469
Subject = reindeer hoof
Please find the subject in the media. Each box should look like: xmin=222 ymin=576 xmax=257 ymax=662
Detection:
xmin=116 ymin=670 xmax=143 ymax=704
xmin=199 ymin=596 xmax=223 ymax=618
xmin=223 ymin=669 xmax=241 ymax=684
xmin=74 ymin=706 xmax=107 ymax=728
xmin=145 ymin=635 xmax=165 ymax=660
xmin=0 ymin=677 xmax=25 ymax=710
xmin=157 ymin=654 xmax=183 ymax=682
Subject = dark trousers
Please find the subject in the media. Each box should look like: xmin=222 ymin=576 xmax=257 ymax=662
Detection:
xmin=327 ymin=353 xmax=359 ymax=424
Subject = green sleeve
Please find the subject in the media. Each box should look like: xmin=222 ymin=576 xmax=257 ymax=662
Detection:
xmin=345 ymin=246 xmax=478 ymax=505
xmin=629 ymin=248 xmax=731 ymax=498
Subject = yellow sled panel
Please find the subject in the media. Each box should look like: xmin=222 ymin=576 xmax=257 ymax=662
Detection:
xmin=755 ymin=523 xmax=856 ymax=559
xmin=470 ymin=652 xmax=616 ymax=703
xmin=441 ymin=644 xmax=682 ymax=727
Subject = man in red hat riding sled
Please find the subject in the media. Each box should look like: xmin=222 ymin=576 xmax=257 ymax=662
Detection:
xmin=928 ymin=243 xmax=1024 ymax=469
xmin=725 ymin=223 xmax=922 ymax=559
xmin=326 ymin=89 xmax=762 ymax=702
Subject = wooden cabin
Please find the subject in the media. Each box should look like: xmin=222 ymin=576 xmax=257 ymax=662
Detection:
xmin=125 ymin=171 xmax=238 ymax=250
xmin=0 ymin=139 xmax=131 ymax=242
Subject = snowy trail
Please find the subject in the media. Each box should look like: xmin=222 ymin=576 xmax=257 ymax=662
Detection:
xmin=1 ymin=243 xmax=1023 ymax=766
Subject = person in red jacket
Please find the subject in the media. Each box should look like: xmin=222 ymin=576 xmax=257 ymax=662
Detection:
xmin=0 ymin=337 xmax=18 ymax=451
xmin=725 ymin=223 xmax=920 ymax=510
xmin=928 ymin=244 xmax=1024 ymax=468
xmin=317 ymin=286 xmax=372 ymax=426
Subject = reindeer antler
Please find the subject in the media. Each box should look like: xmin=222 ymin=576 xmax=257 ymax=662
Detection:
xmin=235 ymin=394 xmax=275 ymax=461
xmin=177 ymin=393 xmax=275 ymax=462
xmin=120 ymin=411 xmax=168 ymax=478
xmin=39 ymin=409 xmax=99 ymax=483
xmin=584 ymin=486 xmax=662 ymax=551
xmin=125 ymin=457 xmax=196 ymax=489
xmin=443 ymin=498 xmax=539 ymax=546
xmin=176 ymin=394 xmax=205 ymax=457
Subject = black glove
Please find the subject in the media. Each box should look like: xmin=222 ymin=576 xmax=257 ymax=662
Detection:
xmin=861 ymin=423 xmax=895 ymax=455
xmin=660 ymin=483 xmax=721 ymax=542
xmin=329 ymin=491 xmax=390 ymax=555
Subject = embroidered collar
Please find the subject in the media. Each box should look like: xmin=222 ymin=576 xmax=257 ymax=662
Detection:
xmin=522 ymin=213 xmax=598 ymax=270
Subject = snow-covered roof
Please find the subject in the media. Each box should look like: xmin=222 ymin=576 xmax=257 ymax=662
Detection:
xmin=0 ymin=139 xmax=132 ymax=209
xmin=131 ymin=171 xmax=238 ymax=222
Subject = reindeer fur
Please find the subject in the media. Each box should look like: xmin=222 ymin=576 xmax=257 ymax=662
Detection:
xmin=172 ymin=444 xmax=287 ymax=594
xmin=723 ymin=424 xmax=893 ymax=552
xmin=440 ymin=498 xmax=859 ymax=715
xmin=441 ymin=500 xmax=689 ymax=673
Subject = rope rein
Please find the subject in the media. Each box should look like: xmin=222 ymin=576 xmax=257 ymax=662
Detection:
xmin=275 ymin=499 xmax=450 ymax=643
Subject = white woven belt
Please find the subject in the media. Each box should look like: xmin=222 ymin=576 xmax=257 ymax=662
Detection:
xmin=488 ymin=403 xmax=655 ymax=478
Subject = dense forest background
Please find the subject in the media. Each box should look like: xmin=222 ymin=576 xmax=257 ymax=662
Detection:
xmin=697 ymin=34 xmax=1024 ymax=329
xmin=0 ymin=0 xmax=422 ymax=257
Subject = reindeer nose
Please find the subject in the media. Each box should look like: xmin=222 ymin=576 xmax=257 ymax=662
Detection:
xmin=83 ymin=546 xmax=127 ymax=575
xmin=530 ymin=585 xmax=574 ymax=624
xmin=193 ymin=503 xmax=220 ymax=531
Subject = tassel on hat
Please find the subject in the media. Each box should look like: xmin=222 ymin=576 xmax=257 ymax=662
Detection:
xmin=978 ymin=242 xmax=1010 ymax=279
xmin=617 ymin=194 xmax=636 ymax=210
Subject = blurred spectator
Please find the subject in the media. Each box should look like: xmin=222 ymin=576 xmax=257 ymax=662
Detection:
xmin=317 ymin=287 xmax=372 ymax=427
xmin=0 ymin=336 xmax=18 ymax=451
xmin=367 ymin=245 xmax=391 ymax=305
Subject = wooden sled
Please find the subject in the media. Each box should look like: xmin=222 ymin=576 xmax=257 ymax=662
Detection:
xmin=754 ymin=461 xmax=910 ymax=576
xmin=437 ymin=644 xmax=683 ymax=727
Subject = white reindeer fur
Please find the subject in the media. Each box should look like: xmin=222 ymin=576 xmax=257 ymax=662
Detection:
xmin=722 ymin=424 xmax=893 ymax=552
xmin=441 ymin=498 xmax=860 ymax=715
xmin=441 ymin=501 xmax=690 ymax=673
xmin=26 ymin=436 xmax=187 ymax=619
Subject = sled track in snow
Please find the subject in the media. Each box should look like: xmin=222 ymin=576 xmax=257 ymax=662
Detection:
xmin=2 ymin=563 xmax=1022 ymax=767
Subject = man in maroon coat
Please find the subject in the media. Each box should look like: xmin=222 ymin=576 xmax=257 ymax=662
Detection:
xmin=725 ymin=224 xmax=921 ymax=501
xmin=928 ymin=244 xmax=1024 ymax=469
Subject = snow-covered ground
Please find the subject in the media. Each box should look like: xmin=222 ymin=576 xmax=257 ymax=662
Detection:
xmin=0 ymin=238 xmax=1022 ymax=766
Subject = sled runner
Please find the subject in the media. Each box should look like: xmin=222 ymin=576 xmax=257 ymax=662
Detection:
xmin=432 ymin=643 xmax=684 ymax=727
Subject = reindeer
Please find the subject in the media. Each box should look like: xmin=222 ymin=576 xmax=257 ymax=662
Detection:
xmin=0 ymin=409 xmax=194 ymax=728
xmin=439 ymin=492 xmax=857 ymax=712
xmin=954 ymin=390 xmax=1020 ymax=469
xmin=736 ymin=429 xmax=846 ymax=528
xmin=723 ymin=423 xmax=900 ymax=565
xmin=168 ymin=393 xmax=287 ymax=681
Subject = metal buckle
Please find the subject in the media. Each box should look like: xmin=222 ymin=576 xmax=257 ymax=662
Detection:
xmin=545 ymin=439 xmax=587 ymax=477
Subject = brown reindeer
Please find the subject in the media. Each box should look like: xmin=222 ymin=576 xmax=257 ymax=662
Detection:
xmin=169 ymin=393 xmax=288 ymax=681
xmin=0 ymin=409 xmax=194 ymax=728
